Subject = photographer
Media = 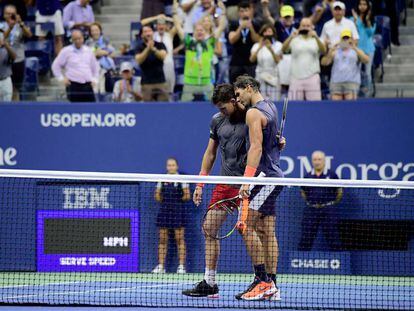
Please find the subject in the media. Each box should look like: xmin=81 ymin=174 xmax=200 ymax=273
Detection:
xmin=282 ymin=18 xmax=326 ymax=101
xmin=321 ymin=28 xmax=369 ymax=100
xmin=250 ymin=23 xmax=282 ymax=101
xmin=0 ymin=4 xmax=32 ymax=101
xmin=228 ymin=1 xmax=260 ymax=83
xmin=0 ymin=29 xmax=16 ymax=102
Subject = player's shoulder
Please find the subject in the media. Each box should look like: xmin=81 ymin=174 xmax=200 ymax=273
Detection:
xmin=211 ymin=112 xmax=225 ymax=122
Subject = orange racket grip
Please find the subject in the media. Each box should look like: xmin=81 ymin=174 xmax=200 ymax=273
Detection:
xmin=237 ymin=198 xmax=249 ymax=234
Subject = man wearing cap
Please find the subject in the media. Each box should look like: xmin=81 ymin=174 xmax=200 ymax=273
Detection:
xmin=320 ymin=1 xmax=359 ymax=49
xmin=321 ymin=28 xmax=369 ymax=100
xmin=112 ymin=62 xmax=142 ymax=103
xmin=311 ymin=0 xmax=334 ymax=35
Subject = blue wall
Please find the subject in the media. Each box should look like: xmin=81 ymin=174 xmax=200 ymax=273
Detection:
xmin=0 ymin=99 xmax=413 ymax=275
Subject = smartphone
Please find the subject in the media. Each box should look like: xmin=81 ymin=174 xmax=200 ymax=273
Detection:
xmin=10 ymin=14 xmax=17 ymax=21
xmin=339 ymin=41 xmax=350 ymax=49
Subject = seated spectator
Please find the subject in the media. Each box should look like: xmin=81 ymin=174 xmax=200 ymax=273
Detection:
xmin=250 ymin=24 xmax=282 ymax=101
xmin=152 ymin=157 xmax=190 ymax=274
xmin=52 ymin=29 xmax=99 ymax=102
xmin=63 ymin=0 xmax=95 ymax=38
xmin=320 ymin=1 xmax=359 ymax=49
xmin=228 ymin=1 xmax=261 ymax=83
xmin=0 ymin=30 xmax=16 ymax=102
xmin=112 ymin=62 xmax=142 ymax=103
xmin=86 ymin=22 xmax=115 ymax=94
xmin=0 ymin=4 xmax=32 ymax=101
xmin=141 ymin=13 xmax=178 ymax=96
xmin=263 ymin=5 xmax=297 ymax=96
xmin=321 ymin=29 xmax=369 ymax=100
xmin=311 ymin=0 xmax=334 ymax=35
xmin=176 ymin=20 xmax=220 ymax=101
xmin=35 ymin=0 xmax=64 ymax=56
xmin=135 ymin=25 xmax=169 ymax=102
xmin=283 ymin=18 xmax=326 ymax=101
xmin=352 ymin=0 xmax=375 ymax=97
xmin=299 ymin=150 xmax=343 ymax=251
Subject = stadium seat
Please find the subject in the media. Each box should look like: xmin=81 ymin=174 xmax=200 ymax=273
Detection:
xmin=24 ymin=41 xmax=53 ymax=75
xmin=114 ymin=55 xmax=135 ymax=69
xmin=21 ymin=57 xmax=40 ymax=100
xmin=26 ymin=6 xmax=36 ymax=22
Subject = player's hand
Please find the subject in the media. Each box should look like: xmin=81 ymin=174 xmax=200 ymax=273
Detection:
xmin=236 ymin=220 xmax=247 ymax=234
xmin=193 ymin=186 xmax=203 ymax=206
xmin=239 ymin=184 xmax=250 ymax=199
xmin=277 ymin=135 xmax=286 ymax=150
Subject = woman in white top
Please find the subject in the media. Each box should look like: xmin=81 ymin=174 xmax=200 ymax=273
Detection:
xmin=250 ymin=24 xmax=283 ymax=101
xmin=282 ymin=18 xmax=326 ymax=101
xmin=141 ymin=14 xmax=179 ymax=97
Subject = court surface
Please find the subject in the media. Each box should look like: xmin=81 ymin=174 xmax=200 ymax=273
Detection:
xmin=1 ymin=273 xmax=413 ymax=310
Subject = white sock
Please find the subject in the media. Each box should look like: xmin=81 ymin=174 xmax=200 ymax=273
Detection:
xmin=204 ymin=268 xmax=217 ymax=286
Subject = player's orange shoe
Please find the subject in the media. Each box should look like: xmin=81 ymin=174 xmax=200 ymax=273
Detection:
xmin=241 ymin=280 xmax=277 ymax=301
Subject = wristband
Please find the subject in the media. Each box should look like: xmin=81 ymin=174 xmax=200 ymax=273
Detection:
xmin=244 ymin=165 xmax=257 ymax=177
xmin=197 ymin=171 xmax=208 ymax=188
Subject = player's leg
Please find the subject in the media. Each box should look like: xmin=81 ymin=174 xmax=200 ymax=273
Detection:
xmin=237 ymin=209 xmax=276 ymax=301
xmin=174 ymin=227 xmax=186 ymax=273
xmin=182 ymin=209 xmax=226 ymax=297
xmin=153 ymin=228 xmax=168 ymax=273
xmin=257 ymin=215 xmax=278 ymax=278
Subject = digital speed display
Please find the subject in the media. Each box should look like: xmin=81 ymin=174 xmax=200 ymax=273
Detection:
xmin=37 ymin=210 xmax=139 ymax=272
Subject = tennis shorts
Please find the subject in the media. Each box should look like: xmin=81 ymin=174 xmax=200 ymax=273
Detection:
xmin=208 ymin=184 xmax=240 ymax=210
xmin=249 ymin=184 xmax=283 ymax=217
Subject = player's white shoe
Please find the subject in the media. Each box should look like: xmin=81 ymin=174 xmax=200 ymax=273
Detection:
xmin=176 ymin=265 xmax=186 ymax=274
xmin=265 ymin=287 xmax=281 ymax=301
xmin=152 ymin=264 xmax=165 ymax=274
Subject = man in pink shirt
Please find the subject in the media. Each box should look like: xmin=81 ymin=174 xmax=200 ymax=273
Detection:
xmin=52 ymin=29 xmax=99 ymax=102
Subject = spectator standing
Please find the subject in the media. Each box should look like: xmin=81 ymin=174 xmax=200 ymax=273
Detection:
xmin=86 ymin=22 xmax=115 ymax=94
xmin=112 ymin=62 xmax=142 ymax=103
xmin=0 ymin=4 xmax=32 ymax=101
xmin=321 ymin=29 xmax=369 ymax=100
xmin=320 ymin=1 xmax=359 ymax=49
xmin=0 ymin=0 xmax=27 ymax=21
xmin=141 ymin=13 xmax=178 ymax=96
xmin=250 ymin=23 xmax=282 ymax=101
xmin=228 ymin=1 xmax=261 ymax=83
xmin=180 ymin=0 xmax=198 ymax=35
xmin=311 ymin=0 xmax=334 ymax=35
xmin=52 ymin=30 xmax=99 ymax=102
xmin=135 ymin=25 xmax=169 ymax=101
xmin=63 ymin=0 xmax=95 ymax=38
xmin=35 ymin=0 xmax=64 ymax=55
xmin=352 ymin=0 xmax=375 ymax=97
xmin=176 ymin=20 xmax=220 ymax=101
xmin=0 ymin=30 xmax=16 ymax=102
xmin=299 ymin=150 xmax=343 ymax=251
xmin=263 ymin=5 xmax=297 ymax=96
xmin=191 ymin=0 xmax=223 ymax=31
xmin=152 ymin=158 xmax=191 ymax=274
xmin=282 ymin=18 xmax=326 ymax=101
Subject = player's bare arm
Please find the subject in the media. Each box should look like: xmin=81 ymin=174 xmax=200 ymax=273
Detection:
xmin=194 ymin=139 xmax=219 ymax=206
xmin=240 ymin=109 xmax=265 ymax=198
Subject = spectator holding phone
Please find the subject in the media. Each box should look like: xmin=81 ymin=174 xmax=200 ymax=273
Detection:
xmin=250 ymin=23 xmax=282 ymax=101
xmin=283 ymin=18 xmax=326 ymax=101
xmin=0 ymin=29 xmax=16 ymax=102
xmin=321 ymin=29 xmax=369 ymax=100
xmin=0 ymin=4 xmax=32 ymax=101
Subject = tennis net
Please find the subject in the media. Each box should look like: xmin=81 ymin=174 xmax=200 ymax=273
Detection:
xmin=0 ymin=169 xmax=413 ymax=310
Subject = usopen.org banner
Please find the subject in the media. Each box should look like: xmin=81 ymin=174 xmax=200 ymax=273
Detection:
xmin=0 ymin=100 xmax=413 ymax=180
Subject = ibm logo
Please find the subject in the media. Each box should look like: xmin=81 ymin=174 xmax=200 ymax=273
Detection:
xmin=63 ymin=187 xmax=111 ymax=209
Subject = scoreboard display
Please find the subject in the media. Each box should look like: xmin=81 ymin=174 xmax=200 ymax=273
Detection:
xmin=37 ymin=210 xmax=139 ymax=272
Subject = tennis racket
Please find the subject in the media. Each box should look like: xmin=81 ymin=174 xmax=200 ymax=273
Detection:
xmin=278 ymin=97 xmax=289 ymax=141
xmin=202 ymin=195 xmax=241 ymax=240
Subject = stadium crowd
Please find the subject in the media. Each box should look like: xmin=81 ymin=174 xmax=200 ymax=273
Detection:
xmin=0 ymin=0 xmax=408 ymax=102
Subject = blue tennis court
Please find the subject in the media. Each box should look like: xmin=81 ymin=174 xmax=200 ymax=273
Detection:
xmin=1 ymin=273 xmax=413 ymax=310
